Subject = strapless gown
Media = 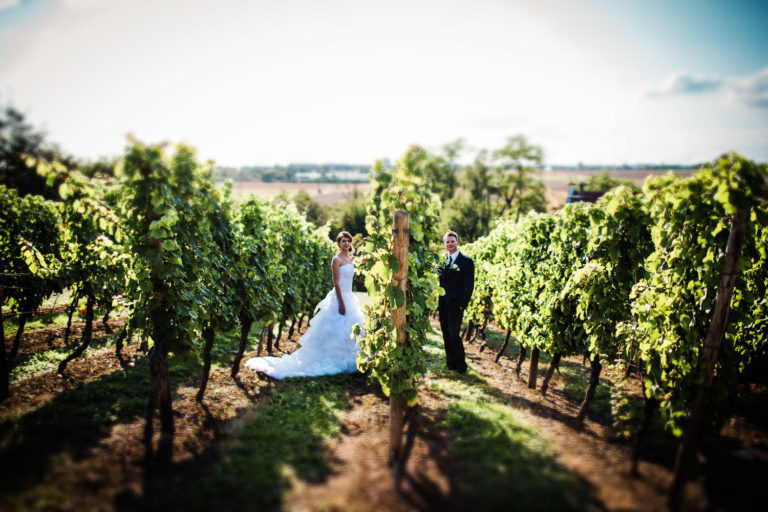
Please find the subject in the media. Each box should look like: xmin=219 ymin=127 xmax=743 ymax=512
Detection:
xmin=245 ymin=263 xmax=363 ymax=378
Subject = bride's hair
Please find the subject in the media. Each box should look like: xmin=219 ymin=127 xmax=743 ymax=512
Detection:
xmin=336 ymin=231 xmax=353 ymax=248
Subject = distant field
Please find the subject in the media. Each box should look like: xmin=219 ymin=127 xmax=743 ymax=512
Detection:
xmin=219 ymin=181 xmax=370 ymax=205
xmin=541 ymin=168 xmax=694 ymax=209
xmin=219 ymin=168 xmax=695 ymax=210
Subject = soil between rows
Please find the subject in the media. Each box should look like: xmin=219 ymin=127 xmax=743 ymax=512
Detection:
xmin=1 ymin=316 xmax=765 ymax=511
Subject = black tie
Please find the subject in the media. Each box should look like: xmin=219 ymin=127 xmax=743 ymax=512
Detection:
xmin=446 ymin=255 xmax=451 ymax=267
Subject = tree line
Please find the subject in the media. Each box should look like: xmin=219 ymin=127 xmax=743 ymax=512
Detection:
xmin=2 ymin=105 xmax=634 ymax=247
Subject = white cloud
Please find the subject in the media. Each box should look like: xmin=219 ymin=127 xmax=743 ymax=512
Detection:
xmin=0 ymin=0 xmax=20 ymax=11
xmin=2 ymin=0 xmax=767 ymax=165
xmin=729 ymin=66 xmax=768 ymax=108
xmin=646 ymin=70 xmax=724 ymax=96
xmin=648 ymin=67 xmax=768 ymax=108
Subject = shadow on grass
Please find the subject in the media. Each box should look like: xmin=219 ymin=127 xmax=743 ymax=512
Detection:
xmin=705 ymin=399 xmax=768 ymax=512
xmin=466 ymin=326 xmax=560 ymax=371
xmin=416 ymin=333 xmax=602 ymax=511
xmin=2 ymin=319 xmax=345 ymax=510
xmin=120 ymin=373 xmax=358 ymax=512
xmin=551 ymin=360 xmax=614 ymax=420
xmin=435 ymin=398 xmax=601 ymax=512
xmin=478 ymin=333 xmax=681 ymax=469
xmin=454 ymin=325 xmax=768 ymax=511
xmin=439 ymin=363 xmax=605 ymax=440
xmin=201 ymin=321 xmax=277 ymax=370
xmin=3 ymin=312 xmax=72 ymax=334
xmin=0 ymin=351 xmax=206 ymax=498
xmin=0 ymin=359 xmax=152 ymax=497
xmin=8 ymin=333 xmax=117 ymax=378
xmin=0 ymin=321 xmax=267 ymax=493
xmin=473 ymin=333 xmax=617 ymax=429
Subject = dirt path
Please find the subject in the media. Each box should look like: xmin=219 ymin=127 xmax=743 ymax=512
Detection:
xmin=281 ymin=322 xmax=709 ymax=511
xmin=2 ymin=318 xmax=761 ymax=511
xmin=473 ymin=345 xmax=706 ymax=512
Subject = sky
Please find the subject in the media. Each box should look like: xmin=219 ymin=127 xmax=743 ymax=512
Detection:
xmin=1 ymin=0 xmax=767 ymax=167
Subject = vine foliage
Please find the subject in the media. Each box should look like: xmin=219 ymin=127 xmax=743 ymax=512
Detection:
xmin=356 ymin=147 xmax=442 ymax=405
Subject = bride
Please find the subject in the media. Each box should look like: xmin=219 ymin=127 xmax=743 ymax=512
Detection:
xmin=245 ymin=231 xmax=364 ymax=379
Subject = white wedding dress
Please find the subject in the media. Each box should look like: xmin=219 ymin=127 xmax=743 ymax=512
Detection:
xmin=245 ymin=263 xmax=364 ymax=379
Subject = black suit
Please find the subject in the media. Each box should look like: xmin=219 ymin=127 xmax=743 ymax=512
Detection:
xmin=438 ymin=252 xmax=474 ymax=372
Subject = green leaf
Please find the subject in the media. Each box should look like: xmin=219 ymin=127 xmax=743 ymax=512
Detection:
xmin=150 ymin=191 xmax=166 ymax=212
xmin=161 ymin=239 xmax=179 ymax=251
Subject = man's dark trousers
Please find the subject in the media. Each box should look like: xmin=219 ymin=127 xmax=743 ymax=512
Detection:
xmin=439 ymin=304 xmax=467 ymax=372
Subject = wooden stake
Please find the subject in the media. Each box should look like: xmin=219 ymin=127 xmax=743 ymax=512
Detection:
xmin=669 ymin=208 xmax=749 ymax=511
xmin=515 ymin=345 xmax=527 ymax=378
xmin=494 ymin=328 xmax=512 ymax=363
xmin=528 ymin=347 xmax=540 ymax=389
xmin=540 ymin=353 xmax=562 ymax=396
xmin=389 ymin=210 xmax=409 ymax=487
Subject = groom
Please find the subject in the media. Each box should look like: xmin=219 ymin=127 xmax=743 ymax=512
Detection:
xmin=438 ymin=230 xmax=474 ymax=373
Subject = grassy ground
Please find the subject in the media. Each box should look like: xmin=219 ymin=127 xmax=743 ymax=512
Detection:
xmin=3 ymin=312 xmax=72 ymax=335
xmin=9 ymin=333 xmax=113 ymax=381
xmin=2 ymin=313 xmax=765 ymax=511
xmin=421 ymin=332 xmax=599 ymax=511
xmin=135 ymin=374 xmax=357 ymax=511
xmin=116 ymin=328 xmax=601 ymax=511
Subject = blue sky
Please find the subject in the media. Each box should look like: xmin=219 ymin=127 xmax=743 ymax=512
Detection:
xmin=1 ymin=0 xmax=766 ymax=167
xmin=575 ymin=0 xmax=766 ymax=75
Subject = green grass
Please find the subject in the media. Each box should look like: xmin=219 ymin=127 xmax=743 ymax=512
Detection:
xmin=3 ymin=312 xmax=74 ymax=335
xmin=0 ymin=359 xmax=152 ymax=484
xmin=206 ymin=326 xmax=261 ymax=368
xmin=3 ymin=317 xmax=602 ymax=510
xmin=2 ymin=296 xmax=132 ymax=334
xmin=557 ymin=360 xmax=614 ymax=421
xmin=140 ymin=374 xmax=355 ymax=511
xmin=7 ymin=319 xmax=263 ymax=383
xmin=111 ymin=320 xmax=354 ymax=510
xmin=0 ymin=330 xmax=239 ymax=508
xmin=471 ymin=325 xmax=628 ymax=428
xmin=8 ymin=335 xmax=113 ymax=382
xmin=423 ymin=331 xmax=600 ymax=511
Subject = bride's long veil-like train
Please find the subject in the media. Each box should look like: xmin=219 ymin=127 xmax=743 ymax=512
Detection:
xmin=245 ymin=263 xmax=363 ymax=379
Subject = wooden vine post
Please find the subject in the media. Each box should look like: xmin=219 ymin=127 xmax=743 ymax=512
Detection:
xmin=528 ymin=347 xmax=540 ymax=389
xmin=389 ymin=210 xmax=409 ymax=485
xmin=143 ymin=191 xmax=174 ymax=468
xmin=494 ymin=328 xmax=512 ymax=364
xmin=669 ymin=208 xmax=749 ymax=510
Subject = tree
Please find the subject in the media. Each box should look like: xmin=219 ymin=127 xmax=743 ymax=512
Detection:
xmin=0 ymin=186 xmax=62 ymax=367
xmin=462 ymin=150 xmax=494 ymax=202
xmin=273 ymin=189 xmax=328 ymax=227
xmin=440 ymin=189 xmax=494 ymax=243
xmin=119 ymin=140 xmax=216 ymax=464
xmin=329 ymin=189 xmax=367 ymax=238
xmin=77 ymin=157 xmax=119 ymax=180
xmin=438 ymin=150 xmax=496 ymax=241
xmin=584 ymin=171 xmax=640 ymax=193
xmin=0 ymin=107 xmax=75 ymax=198
xmin=423 ymin=138 xmax=464 ymax=202
xmin=491 ymin=135 xmax=547 ymax=221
